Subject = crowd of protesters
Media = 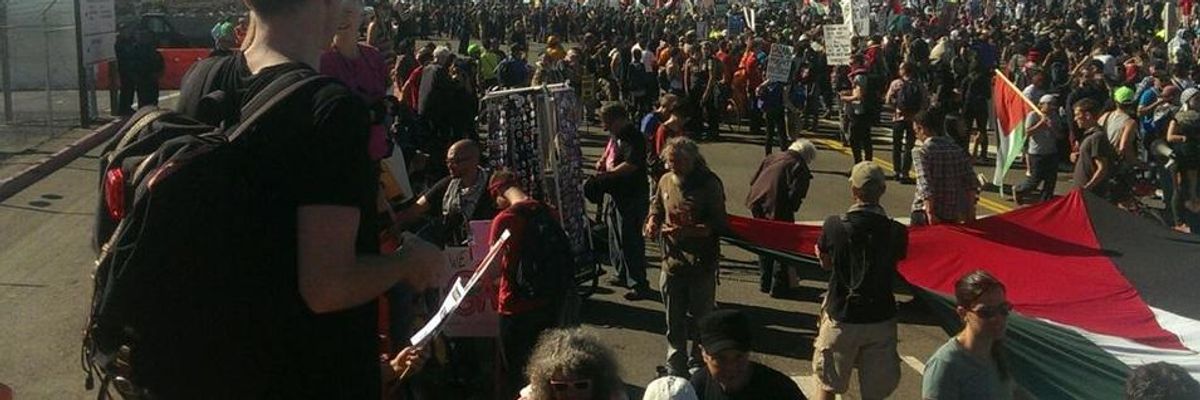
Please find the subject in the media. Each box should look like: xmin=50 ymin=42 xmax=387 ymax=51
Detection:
xmin=93 ymin=0 xmax=1200 ymax=398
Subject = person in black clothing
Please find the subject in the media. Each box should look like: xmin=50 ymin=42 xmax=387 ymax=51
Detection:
xmin=745 ymin=139 xmax=815 ymax=297
xmin=593 ymin=103 xmax=653 ymax=301
xmin=114 ymin=24 xmax=164 ymax=116
xmin=813 ymin=161 xmax=907 ymax=400
xmin=152 ymin=0 xmax=446 ymax=395
xmin=690 ymin=310 xmax=807 ymax=399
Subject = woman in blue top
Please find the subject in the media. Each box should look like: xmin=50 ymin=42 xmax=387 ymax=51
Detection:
xmin=922 ymin=270 xmax=1016 ymax=400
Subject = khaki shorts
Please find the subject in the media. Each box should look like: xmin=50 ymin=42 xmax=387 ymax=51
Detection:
xmin=812 ymin=312 xmax=900 ymax=399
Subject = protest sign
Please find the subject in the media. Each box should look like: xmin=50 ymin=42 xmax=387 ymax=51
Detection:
xmin=766 ymin=44 xmax=796 ymax=83
xmin=411 ymin=229 xmax=510 ymax=346
xmin=438 ymin=221 xmax=501 ymax=337
xmin=823 ymin=24 xmax=853 ymax=66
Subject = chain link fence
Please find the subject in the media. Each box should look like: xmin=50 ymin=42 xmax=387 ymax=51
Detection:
xmin=0 ymin=0 xmax=91 ymax=163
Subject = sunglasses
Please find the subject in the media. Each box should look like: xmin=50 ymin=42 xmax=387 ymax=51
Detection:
xmin=549 ymin=378 xmax=593 ymax=392
xmin=970 ymin=302 xmax=1014 ymax=319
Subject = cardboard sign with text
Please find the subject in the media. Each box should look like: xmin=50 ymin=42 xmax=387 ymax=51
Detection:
xmin=766 ymin=44 xmax=796 ymax=83
xmin=439 ymin=221 xmax=500 ymax=337
xmin=823 ymin=24 xmax=853 ymax=66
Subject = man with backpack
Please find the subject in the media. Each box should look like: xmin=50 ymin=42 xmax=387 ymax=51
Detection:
xmin=886 ymin=62 xmax=927 ymax=183
xmin=87 ymin=0 xmax=447 ymax=396
xmin=487 ymin=170 xmax=574 ymax=400
xmin=813 ymin=161 xmax=907 ymax=400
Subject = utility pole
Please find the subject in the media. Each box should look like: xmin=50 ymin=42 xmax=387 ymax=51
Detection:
xmin=1 ymin=0 xmax=13 ymax=122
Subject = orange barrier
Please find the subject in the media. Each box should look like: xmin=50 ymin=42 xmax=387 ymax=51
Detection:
xmin=97 ymin=48 xmax=211 ymax=90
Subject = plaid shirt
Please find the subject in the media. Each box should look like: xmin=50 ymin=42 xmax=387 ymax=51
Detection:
xmin=912 ymin=136 xmax=978 ymax=221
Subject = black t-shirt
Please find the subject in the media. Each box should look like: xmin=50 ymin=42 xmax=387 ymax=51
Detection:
xmin=609 ymin=123 xmax=650 ymax=199
xmin=174 ymin=54 xmax=380 ymax=398
xmin=818 ymin=209 xmax=907 ymax=324
xmin=420 ymin=173 xmax=499 ymax=246
xmin=690 ymin=362 xmax=807 ymax=400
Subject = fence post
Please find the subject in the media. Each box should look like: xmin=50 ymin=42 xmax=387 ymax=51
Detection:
xmin=1 ymin=1 xmax=12 ymax=122
xmin=73 ymin=0 xmax=88 ymax=126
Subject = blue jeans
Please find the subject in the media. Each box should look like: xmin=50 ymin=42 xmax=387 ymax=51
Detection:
xmin=662 ymin=269 xmax=716 ymax=375
xmin=605 ymin=194 xmax=649 ymax=290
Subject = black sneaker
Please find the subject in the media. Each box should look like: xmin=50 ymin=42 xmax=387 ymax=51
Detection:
xmin=623 ymin=288 xmax=655 ymax=301
xmin=606 ymin=278 xmax=629 ymax=288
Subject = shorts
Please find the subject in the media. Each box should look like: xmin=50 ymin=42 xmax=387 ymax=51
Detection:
xmin=813 ymin=312 xmax=900 ymax=398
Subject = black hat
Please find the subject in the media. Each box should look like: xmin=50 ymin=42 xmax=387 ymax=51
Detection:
xmin=699 ymin=310 xmax=752 ymax=355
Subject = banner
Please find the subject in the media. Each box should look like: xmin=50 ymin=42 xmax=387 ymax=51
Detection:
xmin=823 ymin=24 xmax=853 ymax=66
xmin=766 ymin=44 xmax=796 ymax=83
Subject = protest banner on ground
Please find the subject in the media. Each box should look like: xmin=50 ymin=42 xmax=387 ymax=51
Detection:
xmin=824 ymin=24 xmax=853 ymax=66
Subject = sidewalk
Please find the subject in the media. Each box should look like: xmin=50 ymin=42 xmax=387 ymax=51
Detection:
xmin=0 ymin=120 xmax=122 ymax=200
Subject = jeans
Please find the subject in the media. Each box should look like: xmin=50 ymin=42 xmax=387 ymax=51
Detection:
xmin=117 ymin=72 xmax=160 ymax=116
xmin=605 ymin=194 xmax=649 ymax=290
xmin=661 ymin=269 xmax=716 ymax=375
xmin=753 ymin=210 xmax=793 ymax=292
xmin=849 ymin=113 xmax=874 ymax=163
xmin=747 ymin=96 xmax=763 ymax=136
xmin=500 ymin=304 xmax=561 ymax=399
xmin=1015 ymin=153 xmax=1059 ymax=203
xmin=891 ymin=120 xmax=915 ymax=177
xmin=764 ymin=108 xmax=787 ymax=154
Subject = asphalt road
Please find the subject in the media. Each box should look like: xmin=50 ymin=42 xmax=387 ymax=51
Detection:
xmin=0 ymin=43 xmax=1068 ymax=398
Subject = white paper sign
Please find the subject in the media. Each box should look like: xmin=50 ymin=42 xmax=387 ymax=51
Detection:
xmin=766 ymin=44 xmax=795 ymax=83
xmin=81 ymin=0 xmax=116 ymax=64
xmin=410 ymin=230 xmax=509 ymax=346
xmin=823 ymin=24 xmax=854 ymax=66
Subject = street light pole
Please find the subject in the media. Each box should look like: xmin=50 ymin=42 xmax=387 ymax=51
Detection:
xmin=74 ymin=0 xmax=89 ymax=126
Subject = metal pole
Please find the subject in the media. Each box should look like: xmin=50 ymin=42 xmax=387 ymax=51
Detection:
xmin=73 ymin=0 xmax=89 ymax=126
xmin=44 ymin=20 xmax=53 ymax=126
xmin=1 ymin=1 xmax=13 ymax=122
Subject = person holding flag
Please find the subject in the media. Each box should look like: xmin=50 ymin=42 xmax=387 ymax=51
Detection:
xmin=1013 ymin=95 xmax=1065 ymax=204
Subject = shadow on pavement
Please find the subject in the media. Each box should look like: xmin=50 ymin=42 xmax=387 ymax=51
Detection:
xmin=718 ymin=302 xmax=817 ymax=360
xmin=581 ymin=295 xmax=666 ymax=335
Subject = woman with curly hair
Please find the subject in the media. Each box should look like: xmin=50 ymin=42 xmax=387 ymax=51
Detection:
xmin=519 ymin=328 xmax=628 ymax=400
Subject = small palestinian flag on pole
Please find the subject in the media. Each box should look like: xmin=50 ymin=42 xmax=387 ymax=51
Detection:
xmin=991 ymin=69 xmax=1043 ymax=190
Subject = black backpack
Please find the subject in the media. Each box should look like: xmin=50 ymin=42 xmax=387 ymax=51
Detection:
xmin=83 ymin=58 xmax=327 ymax=397
xmin=896 ymin=80 xmax=923 ymax=113
xmin=511 ymin=205 xmax=575 ymax=300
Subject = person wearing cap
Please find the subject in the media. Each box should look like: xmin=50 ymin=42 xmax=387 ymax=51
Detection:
xmin=812 ymin=161 xmax=907 ymax=400
xmin=1102 ymin=86 xmax=1141 ymax=165
xmin=645 ymin=137 xmax=728 ymax=378
xmin=689 ymin=310 xmax=806 ymax=399
xmin=478 ymin=39 xmax=503 ymax=89
xmin=488 ymin=169 xmax=571 ymax=399
xmin=1014 ymin=95 xmax=1066 ymax=203
xmin=745 ymin=139 xmax=817 ymax=296
xmin=911 ymin=110 xmax=979 ymax=225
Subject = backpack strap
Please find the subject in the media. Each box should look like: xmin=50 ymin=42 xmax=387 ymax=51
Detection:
xmin=225 ymin=70 xmax=328 ymax=143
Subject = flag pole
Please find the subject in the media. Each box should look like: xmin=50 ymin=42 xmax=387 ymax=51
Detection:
xmin=994 ymin=68 xmax=1046 ymax=118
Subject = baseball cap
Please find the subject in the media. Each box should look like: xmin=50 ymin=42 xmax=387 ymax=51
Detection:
xmin=1113 ymin=87 xmax=1136 ymax=105
xmin=1182 ymin=88 xmax=1199 ymax=106
xmin=698 ymin=310 xmax=752 ymax=355
xmin=849 ymin=161 xmax=887 ymax=189
xmin=1039 ymin=94 xmax=1057 ymax=104
xmin=642 ymin=376 xmax=698 ymax=400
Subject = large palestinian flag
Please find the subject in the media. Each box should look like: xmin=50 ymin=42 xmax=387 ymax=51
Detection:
xmin=991 ymin=70 xmax=1037 ymax=188
xmin=724 ymin=190 xmax=1200 ymax=399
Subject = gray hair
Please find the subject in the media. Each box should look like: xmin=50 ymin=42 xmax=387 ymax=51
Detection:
xmin=525 ymin=328 xmax=621 ymax=400
xmin=788 ymin=139 xmax=817 ymax=164
xmin=433 ymin=46 xmax=453 ymax=64
xmin=660 ymin=137 xmax=708 ymax=170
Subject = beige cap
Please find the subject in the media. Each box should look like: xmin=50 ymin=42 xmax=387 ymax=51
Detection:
xmin=849 ymin=161 xmax=887 ymax=189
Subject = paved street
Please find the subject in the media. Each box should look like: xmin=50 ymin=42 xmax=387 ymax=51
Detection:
xmin=0 ymin=39 xmax=1070 ymax=397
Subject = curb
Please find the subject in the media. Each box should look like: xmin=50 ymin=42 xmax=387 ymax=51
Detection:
xmin=0 ymin=119 xmax=123 ymax=201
